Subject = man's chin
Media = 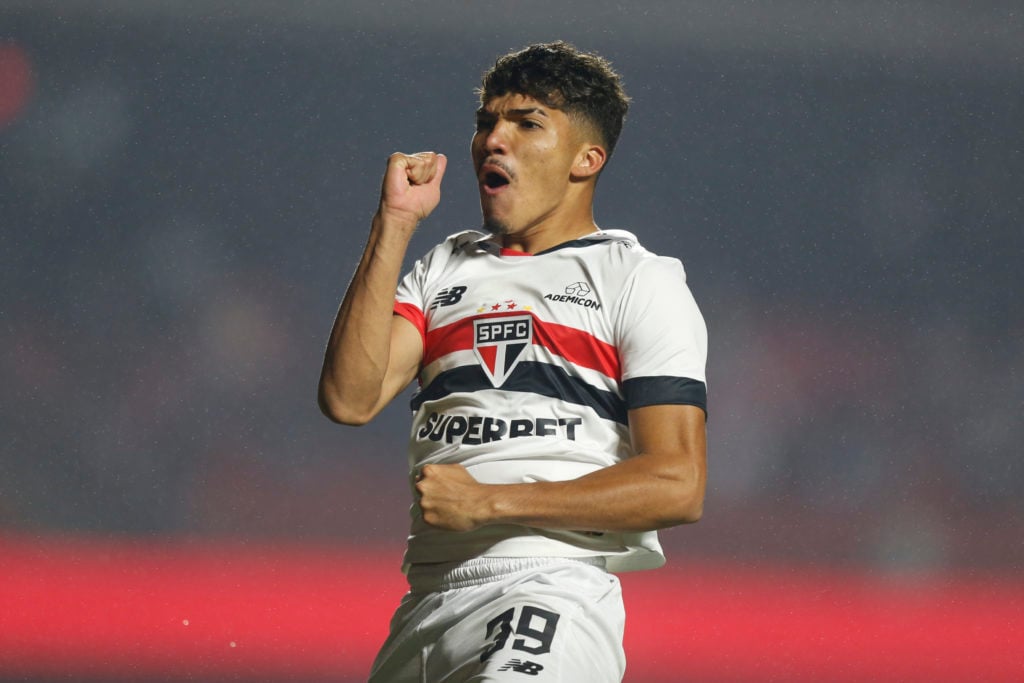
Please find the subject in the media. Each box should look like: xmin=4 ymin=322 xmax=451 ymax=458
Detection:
xmin=482 ymin=216 xmax=510 ymax=236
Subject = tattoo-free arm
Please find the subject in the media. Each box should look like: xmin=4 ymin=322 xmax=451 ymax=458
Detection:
xmin=318 ymin=152 xmax=445 ymax=425
xmin=416 ymin=403 xmax=707 ymax=532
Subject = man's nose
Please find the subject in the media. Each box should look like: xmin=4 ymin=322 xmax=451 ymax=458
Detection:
xmin=484 ymin=121 xmax=510 ymax=154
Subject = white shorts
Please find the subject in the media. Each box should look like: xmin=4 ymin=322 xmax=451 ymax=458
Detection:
xmin=368 ymin=557 xmax=626 ymax=683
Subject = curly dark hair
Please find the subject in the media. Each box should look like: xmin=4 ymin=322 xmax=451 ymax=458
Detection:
xmin=478 ymin=41 xmax=630 ymax=159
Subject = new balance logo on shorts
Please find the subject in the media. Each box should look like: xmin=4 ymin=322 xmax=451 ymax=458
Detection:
xmin=497 ymin=659 xmax=544 ymax=675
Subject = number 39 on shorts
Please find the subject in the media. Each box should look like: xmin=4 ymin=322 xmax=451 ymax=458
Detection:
xmin=480 ymin=605 xmax=561 ymax=663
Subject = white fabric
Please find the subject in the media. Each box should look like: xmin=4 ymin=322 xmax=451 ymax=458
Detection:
xmin=394 ymin=229 xmax=708 ymax=573
xmin=368 ymin=558 xmax=626 ymax=683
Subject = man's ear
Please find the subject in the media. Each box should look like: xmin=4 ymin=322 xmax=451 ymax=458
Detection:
xmin=571 ymin=144 xmax=608 ymax=179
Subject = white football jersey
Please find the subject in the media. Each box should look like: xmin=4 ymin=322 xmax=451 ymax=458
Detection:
xmin=393 ymin=229 xmax=707 ymax=573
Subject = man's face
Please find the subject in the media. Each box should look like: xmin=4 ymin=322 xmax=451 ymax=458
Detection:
xmin=471 ymin=93 xmax=587 ymax=238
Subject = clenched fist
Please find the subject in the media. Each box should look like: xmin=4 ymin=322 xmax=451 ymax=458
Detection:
xmin=378 ymin=151 xmax=447 ymax=229
xmin=416 ymin=463 xmax=491 ymax=532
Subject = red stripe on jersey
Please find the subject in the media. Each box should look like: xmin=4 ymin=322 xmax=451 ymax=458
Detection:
xmin=533 ymin=318 xmax=620 ymax=379
xmin=499 ymin=247 xmax=532 ymax=257
xmin=393 ymin=302 xmax=426 ymax=339
xmin=423 ymin=311 xmax=620 ymax=380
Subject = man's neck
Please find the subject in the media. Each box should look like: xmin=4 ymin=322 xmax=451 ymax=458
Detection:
xmin=497 ymin=199 xmax=599 ymax=254
xmin=500 ymin=224 xmax=598 ymax=255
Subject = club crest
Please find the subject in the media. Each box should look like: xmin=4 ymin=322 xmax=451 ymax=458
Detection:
xmin=473 ymin=315 xmax=532 ymax=387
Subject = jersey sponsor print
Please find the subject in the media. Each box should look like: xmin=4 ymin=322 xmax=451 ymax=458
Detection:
xmin=392 ymin=229 xmax=707 ymax=572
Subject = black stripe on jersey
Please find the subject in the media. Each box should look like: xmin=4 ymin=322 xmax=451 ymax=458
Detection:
xmin=411 ymin=362 xmax=628 ymax=425
xmin=623 ymin=376 xmax=708 ymax=416
xmin=472 ymin=236 xmax=614 ymax=256
xmin=534 ymin=237 xmax=615 ymax=255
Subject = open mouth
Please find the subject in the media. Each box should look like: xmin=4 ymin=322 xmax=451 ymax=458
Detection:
xmin=479 ymin=161 xmax=513 ymax=193
xmin=482 ymin=171 xmax=510 ymax=190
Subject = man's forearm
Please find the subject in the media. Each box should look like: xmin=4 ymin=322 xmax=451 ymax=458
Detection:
xmin=318 ymin=213 xmax=414 ymax=423
xmin=319 ymin=151 xmax=445 ymax=425
xmin=415 ymin=404 xmax=708 ymax=533
xmin=417 ymin=451 xmax=705 ymax=534
xmin=485 ymin=456 xmax=705 ymax=532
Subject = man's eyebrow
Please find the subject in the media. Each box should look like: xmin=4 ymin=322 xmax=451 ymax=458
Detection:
xmin=475 ymin=107 xmax=550 ymax=118
xmin=507 ymin=107 xmax=549 ymax=117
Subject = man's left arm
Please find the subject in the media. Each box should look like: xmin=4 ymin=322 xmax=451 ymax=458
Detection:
xmin=415 ymin=403 xmax=707 ymax=533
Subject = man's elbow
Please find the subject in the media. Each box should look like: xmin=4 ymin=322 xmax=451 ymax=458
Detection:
xmin=675 ymin=498 xmax=704 ymax=525
xmin=663 ymin=477 xmax=705 ymax=526
xmin=317 ymin=381 xmax=375 ymax=426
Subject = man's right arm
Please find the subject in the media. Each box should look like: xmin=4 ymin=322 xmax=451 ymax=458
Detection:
xmin=318 ymin=152 xmax=446 ymax=425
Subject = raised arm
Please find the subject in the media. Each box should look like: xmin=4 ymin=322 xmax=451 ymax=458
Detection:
xmin=318 ymin=152 xmax=447 ymax=425
xmin=415 ymin=403 xmax=707 ymax=532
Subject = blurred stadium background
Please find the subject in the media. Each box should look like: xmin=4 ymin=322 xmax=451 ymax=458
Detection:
xmin=1 ymin=2 xmax=1022 ymax=681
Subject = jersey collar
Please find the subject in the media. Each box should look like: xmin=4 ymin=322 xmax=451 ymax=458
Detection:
xmin=478 ymin=229 xmax=638 ymax=256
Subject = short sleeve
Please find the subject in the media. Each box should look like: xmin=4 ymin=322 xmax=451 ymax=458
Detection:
xmin=394 ymin=254 xmax=430 ymax=339
xmin=393 ymin=231 xmax=481 ymax=341
xmin=614 ymin=257 xmax=708 ymax=414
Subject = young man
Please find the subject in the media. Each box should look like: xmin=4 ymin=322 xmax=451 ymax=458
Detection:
xmin=319 ymin=42 xmax=708 ymax=682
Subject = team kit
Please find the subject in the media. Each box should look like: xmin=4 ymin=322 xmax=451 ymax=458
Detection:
xmin=368 ymin=227 xmax=707 ymax=679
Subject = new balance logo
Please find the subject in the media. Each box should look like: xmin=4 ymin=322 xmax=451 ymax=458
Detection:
xmin=430 ymin=286 xmax=467 ymax=310
xmin=497 ymin=659 xmax=544 ymax=675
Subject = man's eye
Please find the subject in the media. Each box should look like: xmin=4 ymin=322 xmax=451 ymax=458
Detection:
xmin=520 ymin=120 xmax=541 ymax=129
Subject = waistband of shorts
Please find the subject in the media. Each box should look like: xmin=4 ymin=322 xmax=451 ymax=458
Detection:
xmin=406 ymin=556 xmax=607 ymax=592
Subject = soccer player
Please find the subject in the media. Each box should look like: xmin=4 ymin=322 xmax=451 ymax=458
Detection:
xmin=319 ymin=41 xmax=708 ymax=682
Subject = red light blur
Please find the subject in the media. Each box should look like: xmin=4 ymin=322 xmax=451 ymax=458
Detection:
xmin=1 ymin=534 xmax=1021 ymax=682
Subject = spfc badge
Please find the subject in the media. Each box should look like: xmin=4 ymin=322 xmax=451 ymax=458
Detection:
xmin=473 ymin=315 xmax=532 ymax=387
